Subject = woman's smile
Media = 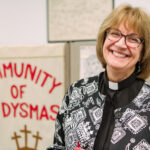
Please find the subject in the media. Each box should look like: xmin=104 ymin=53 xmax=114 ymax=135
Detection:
xmin=103 ymin=23 xmax=143 ymax=78
xmin=111 ymin=50 xmax=128 ymax=58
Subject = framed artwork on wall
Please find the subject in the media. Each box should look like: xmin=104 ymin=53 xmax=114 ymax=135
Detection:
xmin=69 ymin=41 xmax=104 ymax=84
xmin=47 ymin=0 xmax=113 ymax=42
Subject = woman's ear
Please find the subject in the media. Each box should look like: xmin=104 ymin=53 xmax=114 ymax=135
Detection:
xmin=138 ymin=49 xmax=144 ymax=66
xmin=135 ymin=61 xmax=141 ymax=75
xmin=139 ymin=45 xmax=144 ymax=62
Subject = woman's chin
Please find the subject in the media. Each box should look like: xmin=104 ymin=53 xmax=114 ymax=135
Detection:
xmin=107 ymin=63 xmax=126 ymax=71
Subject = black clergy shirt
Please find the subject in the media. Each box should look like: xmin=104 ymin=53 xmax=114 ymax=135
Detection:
xmin=94 ymin=71 xmax=144 ymax=150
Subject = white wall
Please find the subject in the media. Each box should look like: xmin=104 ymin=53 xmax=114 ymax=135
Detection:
xmin=115 ymin=0 xmax=150 ymax=13
xmin=0 ymin=0 xmax=47 ymax=45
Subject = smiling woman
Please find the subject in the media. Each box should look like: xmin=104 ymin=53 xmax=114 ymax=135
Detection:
xmin=102 ymin=23 xmax=144 ymax=82
xmin=47 ymin=4 xmax=150 ymax=150
xmin=97 ymin=4 xmax=150 ymax=80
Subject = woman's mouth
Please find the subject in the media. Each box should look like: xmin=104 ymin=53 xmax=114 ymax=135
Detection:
xmin=113 ymin=51 xmax=127 ymax=58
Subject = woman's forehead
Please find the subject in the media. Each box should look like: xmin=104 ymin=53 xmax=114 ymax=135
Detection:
xmin=111 ymin=21 xmax=140 ymax=34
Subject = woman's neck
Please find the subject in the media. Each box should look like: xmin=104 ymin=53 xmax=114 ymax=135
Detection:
xmin=106 ymin=67 xmax=135 ymax=82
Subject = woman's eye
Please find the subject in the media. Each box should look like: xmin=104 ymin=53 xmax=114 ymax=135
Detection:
xmin=128 ymin=37 xmax=140 ymax=43
xmin=111 ymin=32 xmax=120 ymax=36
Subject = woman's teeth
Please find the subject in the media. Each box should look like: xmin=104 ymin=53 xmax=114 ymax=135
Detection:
xmin=113 ymin=51 xmax=126 ymax=57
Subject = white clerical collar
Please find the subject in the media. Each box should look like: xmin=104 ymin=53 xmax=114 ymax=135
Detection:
xmin=108 ymin=81 xmax=118 ymax=90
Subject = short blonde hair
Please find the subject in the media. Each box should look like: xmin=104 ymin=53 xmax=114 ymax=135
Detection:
xmin=96 ymin=4 xmax=150 ymax=79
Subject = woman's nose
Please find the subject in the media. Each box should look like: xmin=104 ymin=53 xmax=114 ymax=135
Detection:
xmin=115 ymin=36 xmax=127 ymax=48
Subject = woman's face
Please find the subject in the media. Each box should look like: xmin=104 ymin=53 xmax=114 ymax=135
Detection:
xmin=103 ymin=23 xmax=143 ymax=75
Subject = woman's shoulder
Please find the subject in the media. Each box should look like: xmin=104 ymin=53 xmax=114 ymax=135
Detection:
xmin=65 ymin=73 xmax=102 ymax=98
xmin=136 ymin=80 xmax=150 ymax=99
xmin=60 ymin=74 xmax=102 ymax=113
xmin=144 ymin=81 xmax=150 ymax=89
xmin=70 ymin=72 xmax=104 ymax=89
xmin=132 ymin=80 xmax=150 ymax=108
